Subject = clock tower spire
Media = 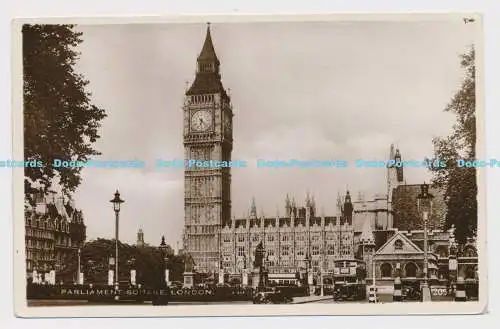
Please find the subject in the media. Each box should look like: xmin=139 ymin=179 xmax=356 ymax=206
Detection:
xmin=183 ymin=24 xmax=233 ymax=273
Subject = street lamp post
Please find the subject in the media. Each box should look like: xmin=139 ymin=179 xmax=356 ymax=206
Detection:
xmin=77 ymin=248 xmax=81 ymax=285
xmin=110 ymin=190 xmax=124 ymax=300
xmin=159 ymin=236 xmax=169 ymax=287
xmin=448 ymin=225 xmax=458 ymax=292
xmin=417 ymin=183 xmax=434 ymax=302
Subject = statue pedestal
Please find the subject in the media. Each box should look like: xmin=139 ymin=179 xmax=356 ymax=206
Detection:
xmin=183 ymin=272 xmax=194 ymax=288
xmin=242 ymin=271 xmax=248 ymax=286
xmin=421 ymin=283 xmax=432 ymax=302
xmin=251 ymin=271 xmax=260 ymax=290
xmin=218 ymin=270 xmax=224 ymax=285
xmin=308 ymin=272 xmax=314 ymax=295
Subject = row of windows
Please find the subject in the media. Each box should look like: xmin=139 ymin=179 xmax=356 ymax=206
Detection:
xmin=26 ymin=250 xmax=54 ymax=261
xmin=26 ymin=229 xmax=52 ymax=239
xmin=224 ymin=259 xmax=334 ymax=270
xmin=190 ymin=93 xmax=215 ymax=104
xmin=26 ymin=240 xmax=53 ymax=248
xmin=55 ymin=236 xmax=72 ymax=246
xmin=26 ymin=260 xmax=52 ymax=271
xmin=231 ymin=245 xmax=346 ymax=258
xmin=26 ymin=219 xmax=71 ymax=232
xmin=223 ymin=232 xmax=351 ymax=243
xmin=198 ymin=63 xmax=216 ymax=73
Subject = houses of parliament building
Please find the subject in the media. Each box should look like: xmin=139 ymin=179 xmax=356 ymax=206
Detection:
xmin=220 ymin=193 xmax=357 ymax=283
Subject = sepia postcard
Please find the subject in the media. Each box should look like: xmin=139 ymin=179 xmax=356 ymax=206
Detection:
xmin=11 ymin=14 xmax=487 ymax=317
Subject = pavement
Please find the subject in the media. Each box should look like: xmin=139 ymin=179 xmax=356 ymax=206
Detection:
xmin=290 ymin=295 xmax=333 ymax=304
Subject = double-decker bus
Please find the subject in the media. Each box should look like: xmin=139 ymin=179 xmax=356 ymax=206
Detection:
xmin=332 ymin=259 xmax=367 ymax=301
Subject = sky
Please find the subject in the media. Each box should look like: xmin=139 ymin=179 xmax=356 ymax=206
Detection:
xmin=71 ymin=17 xmax=478 ymax=248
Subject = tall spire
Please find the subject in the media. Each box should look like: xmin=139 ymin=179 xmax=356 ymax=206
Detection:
xmin=198 ymin=22 xmax=220 ymax=64
xmin=250 ymin=197 xmax=257 ymax=218
xmin=337 ymin=192 xmax=343 ymax=214
xmin=345 ymin=190 xmax=351 ymax=203
xmin=285 ymin=194 xmax=291 ymax=217
xmin=186 ymin=23 xmax=226 ymax=97
xmin=395 ymin=148 xmax=401 ymax=159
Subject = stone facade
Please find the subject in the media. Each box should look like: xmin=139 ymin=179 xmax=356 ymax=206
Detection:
xmin=220 ymin=193 xmax=355 ymax=281
xmin=371 ymin=228 xmax=477 ymax=283
xmin=25 ymin=192 xmax=86 ymax=278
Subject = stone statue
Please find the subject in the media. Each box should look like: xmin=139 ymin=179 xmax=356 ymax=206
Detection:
xmin=184 ymin=254 xmax=195 ymax=272
xmin=253 ymin=242 xmax=264 ymax=269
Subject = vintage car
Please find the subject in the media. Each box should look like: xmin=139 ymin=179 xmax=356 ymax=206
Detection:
xmin=252 ymin=288 xmax=293 ymax=304
xmin=333 ymin=283 xmax=367 ymax=301
xmin=402 ymin=285 xmax=422 ymax=301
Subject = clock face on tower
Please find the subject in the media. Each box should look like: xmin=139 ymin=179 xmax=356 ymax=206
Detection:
xmin=191 ymin=110 xmax=212 ymax=132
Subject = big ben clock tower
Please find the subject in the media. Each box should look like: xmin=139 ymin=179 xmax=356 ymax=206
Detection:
xmin=183 ymin=24 xmax=233 ymax=273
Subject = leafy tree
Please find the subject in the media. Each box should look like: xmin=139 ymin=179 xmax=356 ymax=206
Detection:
xmin=431 ymin=47 xmax=476 ymax=244
xmin=23 ymin=24 xmax=106 ymax=203
xmin=59 ymin=239 xmax=185 ymax=287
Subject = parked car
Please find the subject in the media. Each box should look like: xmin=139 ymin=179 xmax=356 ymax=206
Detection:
xmin=252 ymin=288 xmax=293 ymax=304
xmin=402 ymin=286 xmax=421 ymax=301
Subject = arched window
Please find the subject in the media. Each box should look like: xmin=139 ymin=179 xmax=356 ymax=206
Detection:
xmin=394 ymin=239 xmax=403 ymax=250
xmin=405 ymin=262 xmax=418 ymax=277
xmin=380 ymin=263 xmax=392 ymax=278
xmin=463 ymin=247 xmax=477 ymax=258
xmin=436 ymin=246 xmax=448 ymax=258
xmin=465 ymin=266 xmax=476 ymax=279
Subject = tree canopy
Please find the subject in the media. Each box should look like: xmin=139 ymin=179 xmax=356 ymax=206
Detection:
xmin=23 ymin=24 xmax=107 ymax=203
xmin=58 ymin=239 xmax=186 ymax=286
xmin=431 ymin=47 xmax=477 ymax=244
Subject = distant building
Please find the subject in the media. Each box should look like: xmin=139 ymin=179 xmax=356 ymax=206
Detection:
xmin=24 ymin=190 xmax=86 ymax=280
xmin=135 ymin=228 xmax=150 ymax=248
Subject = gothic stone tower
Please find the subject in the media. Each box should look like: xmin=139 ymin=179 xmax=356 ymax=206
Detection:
xmin=183 ymin=24 xmax=233 ymax=273
xmin=387 ymin=144 xmax=404 ymax=228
